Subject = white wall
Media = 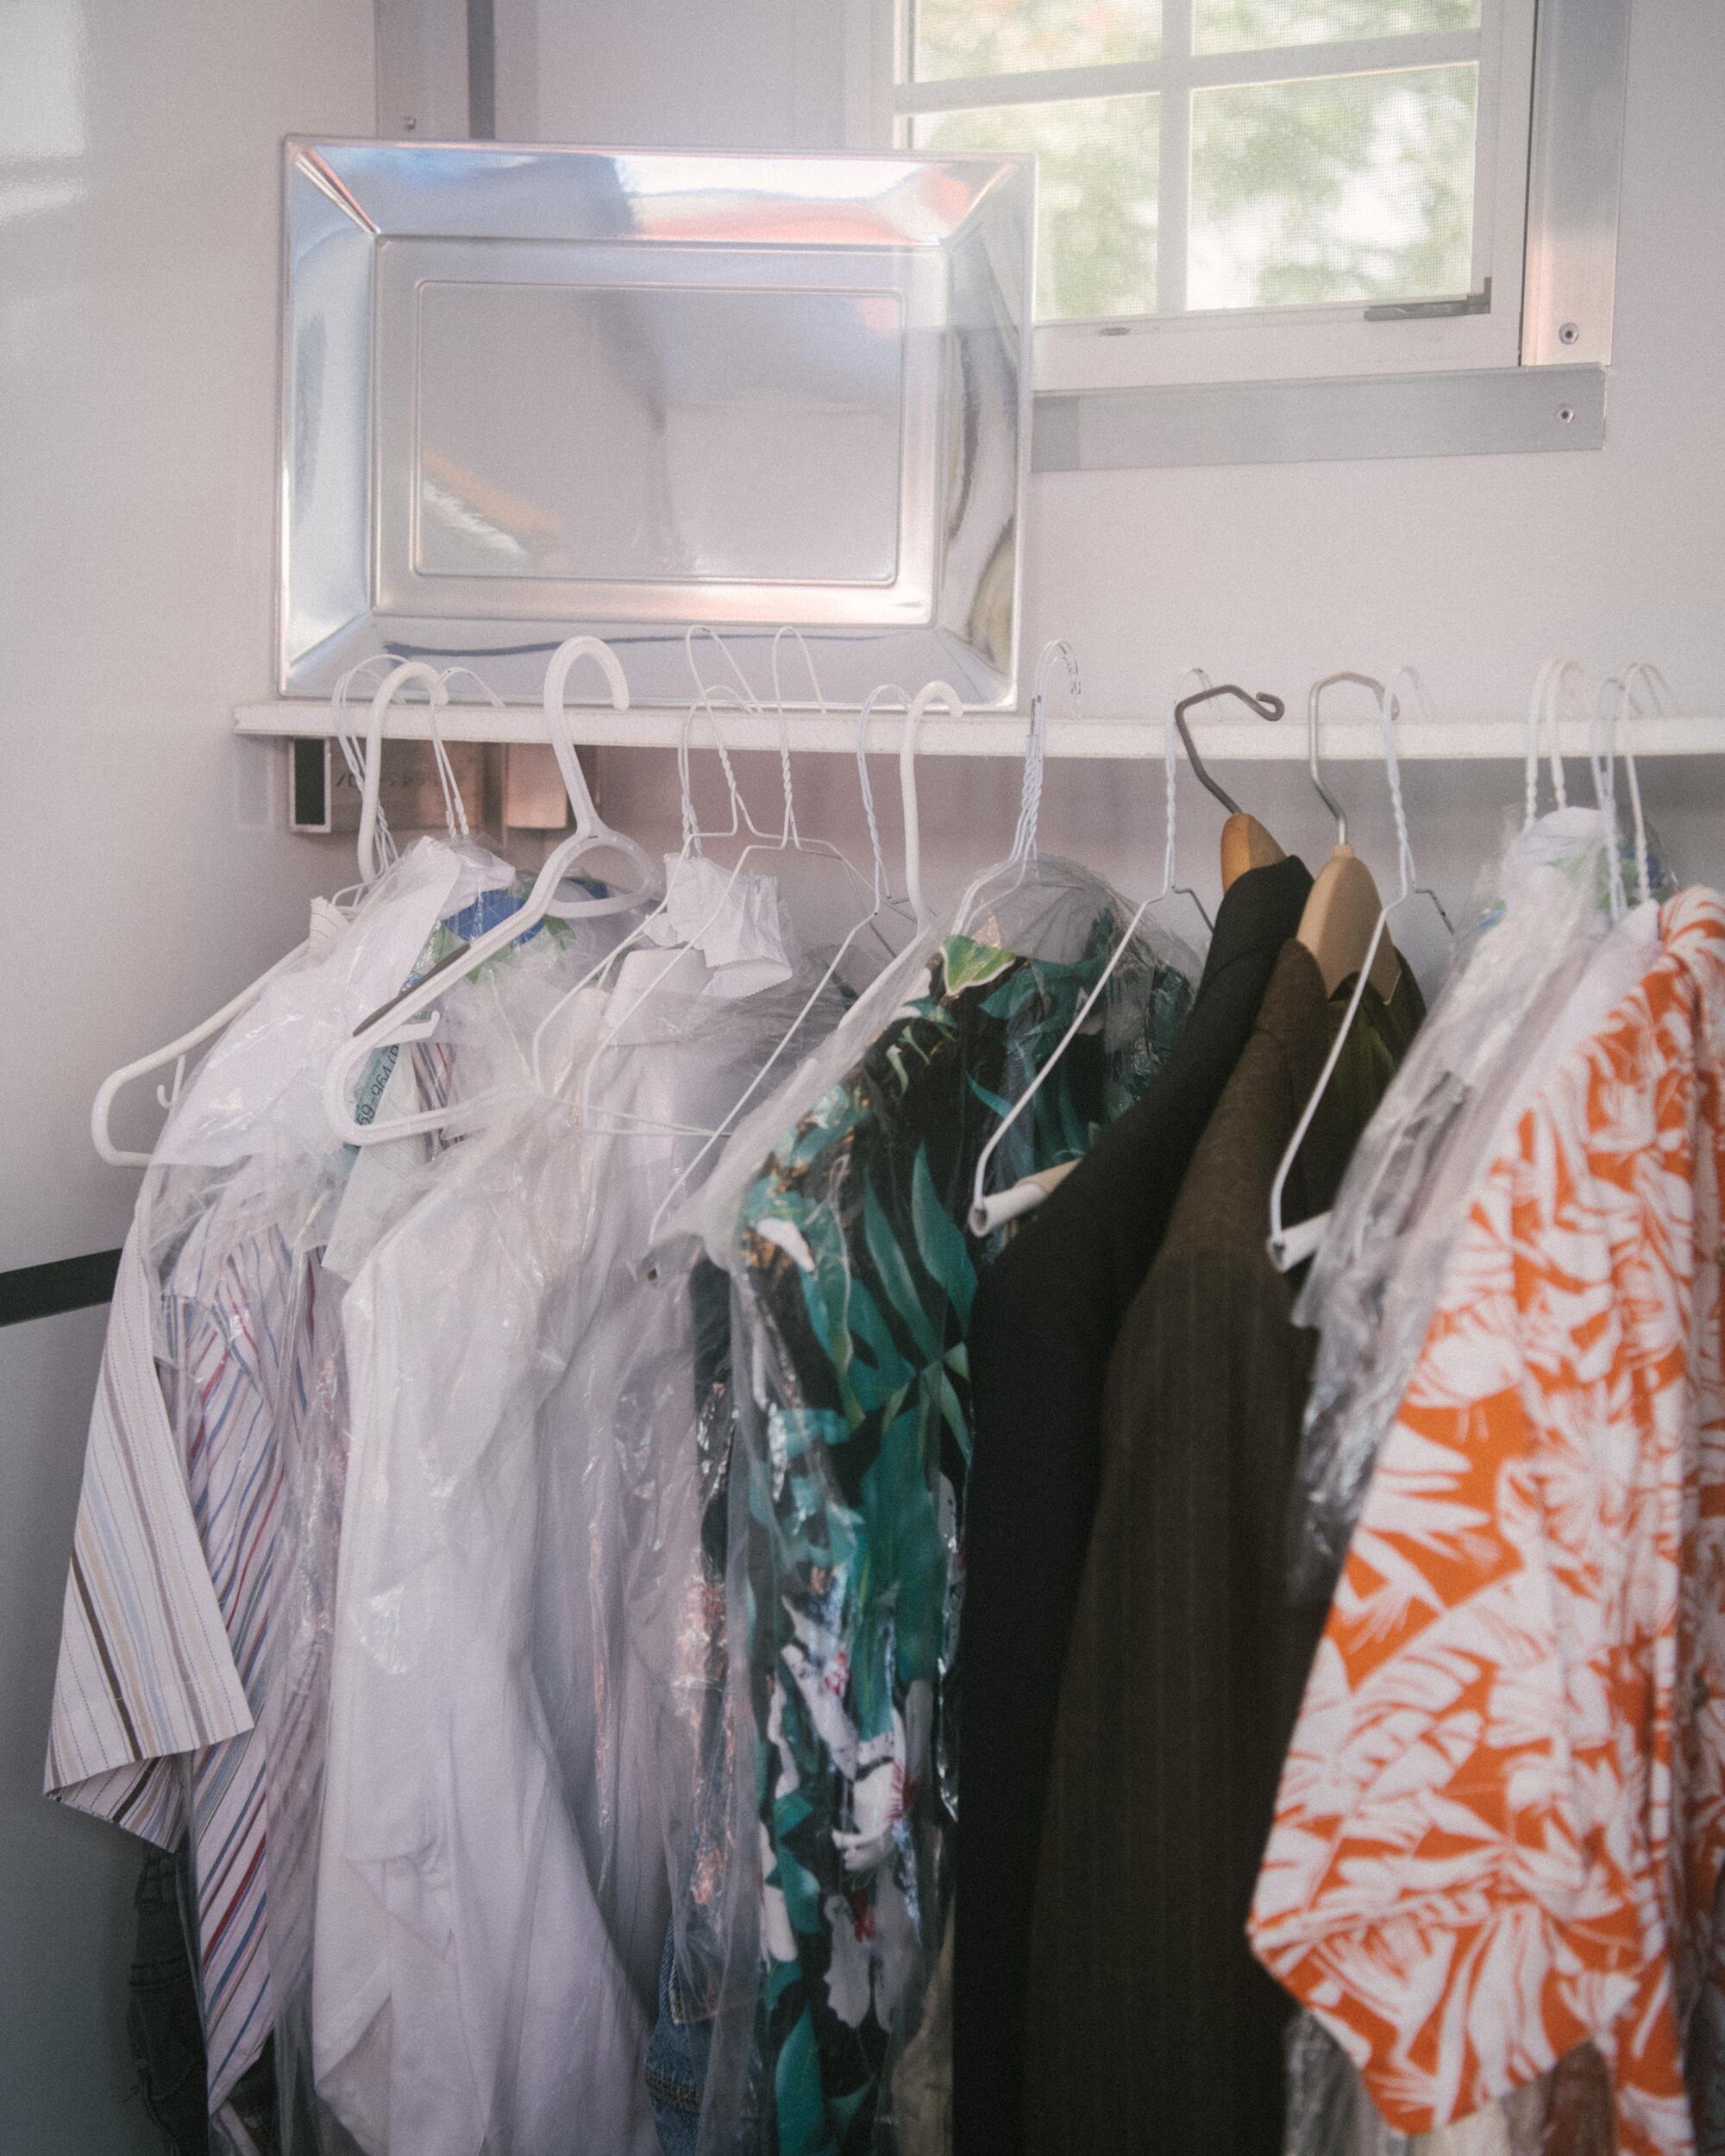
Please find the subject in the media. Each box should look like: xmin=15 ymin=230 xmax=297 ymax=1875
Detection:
xmin=0 ymin=7 xmax=369 ymax=2145
xmin=502 ymin=0 xmax=1725 ymax=932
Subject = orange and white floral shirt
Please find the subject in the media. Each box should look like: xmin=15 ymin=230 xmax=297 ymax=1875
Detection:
xmin=1251 ymin=887 xmax=1725 ymax=2156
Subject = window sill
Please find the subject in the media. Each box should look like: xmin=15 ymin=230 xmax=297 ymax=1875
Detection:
xmin=1031 ymin=363 xmax=1606 ymax=473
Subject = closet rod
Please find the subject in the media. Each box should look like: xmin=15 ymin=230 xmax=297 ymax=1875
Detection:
xmin=234 ymin=703 xmax=1725 ymax=762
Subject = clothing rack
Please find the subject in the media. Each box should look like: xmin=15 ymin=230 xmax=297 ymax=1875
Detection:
xmin=235 ymin=702 xmax=1725 ymax=761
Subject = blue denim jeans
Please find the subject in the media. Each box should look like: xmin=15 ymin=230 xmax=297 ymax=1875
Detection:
xmin=644 ymin=1928 xmax=713 ymax=2156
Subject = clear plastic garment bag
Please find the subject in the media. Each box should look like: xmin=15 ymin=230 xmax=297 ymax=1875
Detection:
xmin=1276 ymin=662 xmax=1678 ymax=2156
xmin=299 ymin=681 xmax=898 ymax=2156
xmin=86 ymin=661 xmax=640 ymax=2153
xmin=679 ymin=654 xmax=1202 ymax=2156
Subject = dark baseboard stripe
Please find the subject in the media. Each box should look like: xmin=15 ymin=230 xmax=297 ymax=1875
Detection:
xmin=0 ymin=1250 xmax=123 ymax=1328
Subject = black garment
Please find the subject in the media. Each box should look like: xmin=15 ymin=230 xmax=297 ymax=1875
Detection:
xmin=954 ymin=856 xmax=1314 ymax=2156
xmin=129 ymin=1846 xmax=210 ymax=2156
xmin=1022 ymin=942 xmax=1424 ymax=2156
xmin=127 ymin=1845 xmax=281 ymax=2156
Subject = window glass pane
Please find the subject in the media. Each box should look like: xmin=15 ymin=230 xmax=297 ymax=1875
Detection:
xmin=1188 ymin=65 xmax=1477 ymax=310
xmin=1193 ymin=0 xmax=1478 ymax=55
xmin=908 ymin=0 xmax=1159 ymax=85
xmin=912 ymin=96 xmax=1158 ymax=321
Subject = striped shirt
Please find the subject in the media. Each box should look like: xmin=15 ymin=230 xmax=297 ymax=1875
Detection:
xmin=160 ymin=1206 xmax=311 ymax=2114
xmin=46 ymin=1183 xmax=312 ymax=2118
xmin=46 ymin=872 xmax=574 ymax=2132
xmin=45 ymin=1221 xmax=253 ymax=1841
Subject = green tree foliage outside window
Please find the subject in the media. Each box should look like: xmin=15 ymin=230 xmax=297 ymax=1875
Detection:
xmin=904 ymin=0 xmax=1483 ymax=322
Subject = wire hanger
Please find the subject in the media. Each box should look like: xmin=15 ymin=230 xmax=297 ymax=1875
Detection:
xmin=1521 ymin=655 xmax=1593 ymax=826
xmin=900 ymin=679 xmax=964 ymax=934
xmin=574 ymin=632 xmax=894 ymax=1135
xmin=642 ymin=682 xmax=914 ymax=1251
xmin=953 ymin=641 xmax=1075 ymax=935
xmin=1294 ymin=671 xmax=1402 ymax=1000
xmin=641 ymin=674 xmax=957 ymax=1276
xmin=1171 ymin=676 xmax=1287 ymax=890
xmin=762 ymin=625 xmax=906 ymax=930
xmin=967 ymin=671 xmax=1220 ymax=1238
xmin=1268 ymin=675 xmax=1450 ymax=1273
xmin=323 ymin=638 xmax=665 ymax=1149
xmin=1622 ymin=657 xmax=1678 ymax=722
xmin=1589 ymin=670 xmax=1654 ymax=920
xmin=327 ymin=655 xmax=410 ymax=898
xmin=355 ymin=661 xmax=464 ymax=885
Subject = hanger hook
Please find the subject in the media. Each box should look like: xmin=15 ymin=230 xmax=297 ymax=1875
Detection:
xmin=1033 ymin=639 xmax=1082 ymax=711
xmin=1524 ymin=657 xmax=1584 ymax=825
xmin=769 ymin=625 xmax=827 ymax=846
xmin=1010 ymin=641 xmax=1079 ymax=869
xmin=677 ymin=683 xmax=752 ymax=852
xmin=1170 ymin=682 xmax=1284 ymax=820
xmin=361 ymin=660 xmax=448 ymax=884
xmin=902 ymin=681 xmax=964 ymax=929
xmin=543 ymin=636 xmax=629 ymax=837
xmin=1307 ymin=672 xmax=1385 ymax=845
xmin=856 ymin=685 xmax=907 ymax=915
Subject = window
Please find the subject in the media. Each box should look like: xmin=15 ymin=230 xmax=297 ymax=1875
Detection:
xmin=858 ymin=0 xmax=1540 ymax=392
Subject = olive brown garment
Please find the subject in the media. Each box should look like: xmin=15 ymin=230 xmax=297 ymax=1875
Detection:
xmin=1021 ymin=937 xmax=1425 ymax=2156
xmin=954 ymin=856 xmax=1314 ymax=2156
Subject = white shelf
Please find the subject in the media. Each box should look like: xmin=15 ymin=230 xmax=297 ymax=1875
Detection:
xmin=235 ymin=702 xmax=1725 ymax=763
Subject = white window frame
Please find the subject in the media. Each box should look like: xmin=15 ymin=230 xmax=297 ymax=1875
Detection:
xmin=846 ymin=0 xmax=1609 ymax=401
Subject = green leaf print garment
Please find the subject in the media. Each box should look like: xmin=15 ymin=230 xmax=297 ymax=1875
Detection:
xmin=730 ymin=897 xmax=1195 ymax=2156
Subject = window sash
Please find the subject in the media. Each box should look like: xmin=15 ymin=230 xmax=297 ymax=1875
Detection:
xmin=881 ymin=0 xmax=1535 ymax=388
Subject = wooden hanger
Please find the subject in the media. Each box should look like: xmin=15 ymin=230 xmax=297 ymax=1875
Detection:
xmin=1220 ymin=809 xmax=1285 ymax=887
xmin=1171 ymin=682 xmax=1287 ymax=890
xmin=1298 ymin=844 xmax=1402 ymax=998
xmin=1295 ymin=673 xmax=1401 ymax=1000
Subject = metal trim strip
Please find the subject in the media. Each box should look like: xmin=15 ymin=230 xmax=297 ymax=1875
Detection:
xmin=1032 ymin=362 xmax=1604 ymax=472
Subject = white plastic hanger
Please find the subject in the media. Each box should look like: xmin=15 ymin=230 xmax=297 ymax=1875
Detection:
xmin=540 ymin=636 xmax=663 ymax=916
xmin=967 ymin=671 xmax=1220 ymax=1238
xmin=91 ymin=656 xmax=423 ymax=1167
xmin=522 ymin=676 xmax=768 ymax=1106
xmin=323 ymin=638 xmax=663 ymax=1148
xmin=1268 ymin=674 xmax=1452 ymax=1273
xmin=92 ymin=942 xmax=317 ymax=1168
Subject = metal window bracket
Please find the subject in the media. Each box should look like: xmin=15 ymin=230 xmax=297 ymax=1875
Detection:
xmin=1365 ymin=276 xmax=1492 ymax=323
